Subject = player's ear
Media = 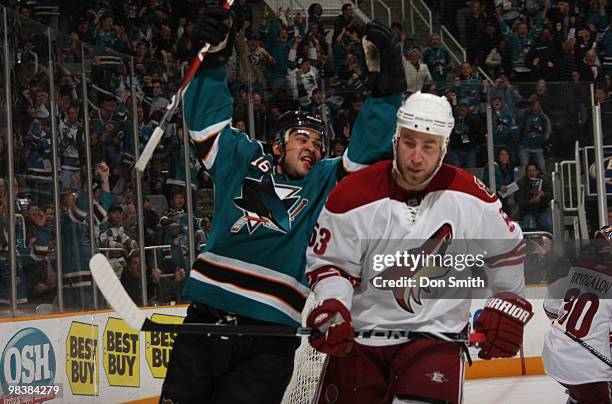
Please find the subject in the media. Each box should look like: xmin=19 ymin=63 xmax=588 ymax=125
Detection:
xmin=272 ymin=141 xmax=283 ymax=159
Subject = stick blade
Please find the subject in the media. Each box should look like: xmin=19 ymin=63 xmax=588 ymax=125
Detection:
xmin=89 ymin=254 xmax=147 ymax=331
xmin=135 ymin=126 xmax=164 ymax=173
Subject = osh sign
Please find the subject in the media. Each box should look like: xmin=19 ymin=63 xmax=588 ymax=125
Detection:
xmin=0 ymin=327 xmax=57 ymax=402
xmin=66 ymin=322 xmax=99 ymax=396
xmin=145 ymin=313 xmax=184 ymax=378
xmin=103 ymin=317 xmax=139 ymax=387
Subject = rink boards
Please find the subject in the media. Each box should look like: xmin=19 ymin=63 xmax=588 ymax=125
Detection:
xmin=0 ymin=288 xmax=550 ymax=403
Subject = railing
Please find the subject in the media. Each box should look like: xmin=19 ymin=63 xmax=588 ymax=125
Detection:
xmin=370 ymin=0 xmax=391 ymax=26
xmin=407 ymin=0 xmax=432 ymax=35
xmin=440 ymin=24 xmax=465 ymax=65
xmin=560 ymin=160 xmax=578 ymax=212
xmin=144 ymin=244 xmax=188 ymax=270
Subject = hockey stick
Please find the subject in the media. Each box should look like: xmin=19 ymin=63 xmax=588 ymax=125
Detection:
xmin=90 ymin=254 xmax=484 ymax=344
xmin=134 ymin=0 xmax=234 ymax=173
xmin=552 ymin=321 xmax=612 ymax=367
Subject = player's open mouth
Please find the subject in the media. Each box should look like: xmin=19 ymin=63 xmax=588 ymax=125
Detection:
xmin=301 ymin=155 xmax=314 ymax=168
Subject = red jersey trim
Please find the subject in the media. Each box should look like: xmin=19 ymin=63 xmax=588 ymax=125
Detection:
xmin=307 ymin=265 xmax=361 ymax=290
xmin=325 ymin=161 xmax=498 ymax=215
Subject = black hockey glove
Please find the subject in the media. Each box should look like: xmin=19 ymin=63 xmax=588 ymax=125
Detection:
xmin=192 ymin=3 xmax=244 ymax=69
xmin=361 ymin=20 xmax=407 ymax=97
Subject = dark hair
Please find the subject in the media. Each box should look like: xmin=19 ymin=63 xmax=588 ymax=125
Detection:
xmin=342 ymin=3 xmax=352 ymax=12
xmin=496 ymin=147 xmax=512 ymax=164
xmin=525 ymin=162 xmax=539 ymax=172
xmin=308 ymin=3 xmax=321 ymax=14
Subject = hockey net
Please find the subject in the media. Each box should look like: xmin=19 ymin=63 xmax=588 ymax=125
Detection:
xmin=281 ymin=293 xmax=327 ymax=404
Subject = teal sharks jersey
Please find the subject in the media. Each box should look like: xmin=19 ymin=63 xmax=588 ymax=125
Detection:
xmin=183 ymin=66 xmax=401 ymax=326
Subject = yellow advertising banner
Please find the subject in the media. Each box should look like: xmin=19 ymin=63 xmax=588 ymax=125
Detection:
xmin=103 ymin=317 xmax=139 ymax=387
xmin=66 ymin=321 xmax=99 ymax=396
xmin=145 ymin=313 xmax=184 ymax=379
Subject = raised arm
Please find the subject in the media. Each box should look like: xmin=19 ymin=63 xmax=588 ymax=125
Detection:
xmin=340 ymin=21 xmax=406 ymax=175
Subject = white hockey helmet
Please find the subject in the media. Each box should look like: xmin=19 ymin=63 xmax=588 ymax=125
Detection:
xmin=392 ymin=92 xmax=455 ymax=187
xmin=395 ymin=91 xmax=454 ymax=138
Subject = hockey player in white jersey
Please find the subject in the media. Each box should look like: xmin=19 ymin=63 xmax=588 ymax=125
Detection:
xmin=305 ymin=92 xmax=533 ymax=403
xmin=542 ymin=226 xmax=612 ymax=404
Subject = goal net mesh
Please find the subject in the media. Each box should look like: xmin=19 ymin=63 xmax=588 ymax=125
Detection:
xmin=281 ymin=294 xmax=327 ymax=404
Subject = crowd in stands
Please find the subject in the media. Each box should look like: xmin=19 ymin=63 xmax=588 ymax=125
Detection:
xmin=1 ymin=0 xmax=611 ymax=311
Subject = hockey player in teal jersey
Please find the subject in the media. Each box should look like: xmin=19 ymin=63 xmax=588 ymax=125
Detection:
xmin=161 ymin=4 xmax=406 ymax=403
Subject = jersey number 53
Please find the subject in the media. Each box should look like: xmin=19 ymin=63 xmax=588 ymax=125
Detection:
xmin=309 ymin=223 xmax=332 ymax=255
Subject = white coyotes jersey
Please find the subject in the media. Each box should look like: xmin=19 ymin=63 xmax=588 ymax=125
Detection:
xmin=542 ymin=259 xmax=612 ymax=384
xmin=306 ymin=161 xmax=525 ymax=346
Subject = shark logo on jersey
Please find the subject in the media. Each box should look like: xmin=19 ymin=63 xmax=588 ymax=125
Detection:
xmin=373 ymin=224 xmax=453 ymax=313
xmin=231 ymin=173 xmax=309 ymax=235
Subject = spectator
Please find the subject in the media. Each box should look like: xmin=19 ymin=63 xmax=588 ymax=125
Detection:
xmin=497 ymin=5 xmax=545 ymax=80
xmin=239 ymin=31 xmax=274 ymax=90
xmin=333 ymin=92 xmax=365 ymax=141
xmin=99 ymin=204 xmax=138 ymax=277
xmin=259 ymin=8 xmax=291 ymax=94
xmin=528 ymin=79 xmax=556 ymax=116
xmin=0 ymin=177 xmax=29 ymax=305
xmin=251 ymin=92 xmax=269 ymax=142
xmin=548 ymin=0 xmax=573 ymax=40
xmin=400 ymin=31 xmax=418 ymax=58
xmin=159 ymin=189 xmax=204 ymax=283
xmin=308 ymin=3 xmax=325 ymax=36
xmin=166 ymin=128 xmax=199 ymax=194
xmin=149 ymin=80 xmax=170 ymax=114
xmin=580 ymin=48 xmax=607 ymax=88
xmin=288 ymin=12 xmax=307 ymax=38
xmin=488 ymin=70 xmax=524 ymax=117
xmin=58 ymin=105 xmax=82 ymax=190
xmin=457 ymin=0 xmax=490 ymax=50
xmin=491 ymin=96 xmax=520 ymax=150
xmin=120 ymin=253 xmax=143 ymax=305
xmin=196 ymin=215 xmax=213 ymax=247
xmin=483 ymin=147 xmax=518 ymax=218
xmin=470 ymin=20 xmax=501 ymax=66
xmin=403 ymin=48 xmax=432 ymax=94
xmin=575 ymin=26 xmax=597 ymax=71
xmin=595 ymin=88 xmax=612 ymax=145
xmin=288 ymin=57 xmax=319 ymax=105
xmin=305 ymin=88 xmax=335 ymax=138
xmin=423 ymin=34 xmax=452 ymax=88
xmin=484 ymin=39 xmax=513 ymax=77
xmin=526 ymin=26 xmax=562 ymax=81
xmin=332 ymin=3 xmax=360 ymax=72
xmin=143 ymin=196 xmax=160 ymax=247
xmin=61 ymin=163 xmax=112 ymax=310
xmin=599 ymin=19 xmax=612 ymax=76
xmin=23 ymin=202 xmax=56 ymax=305
xmin=447 ymin=96 xmax=484 ymax=168
xmin=516 ymin=162 xmax=553 ymax=232
xmin=496 ymin=0 xmax=525 ymax=25
xmin=147 ymin=156 xmax=168 ymax=196
xmin=330 ymin=138 xmax=347 ymax=157
xmin=520 ymin=100 xmax=551 ymax=175
xmin=452 ymin=62 xmax=485 ymax=111
xmin=524 ymin=235 xmax=567 ymax=283
xmin=585 ymin=0 xmax=608 ymax=31
xmin=24 ymin=121 xmax=53 ymax=205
